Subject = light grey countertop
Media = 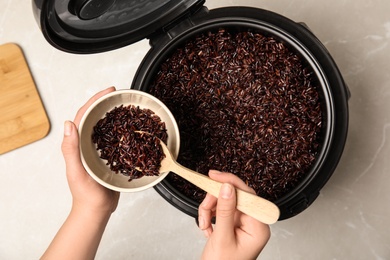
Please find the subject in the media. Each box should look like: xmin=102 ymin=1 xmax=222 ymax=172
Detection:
xmin=1 ymin=1 xmax=389 ymax=259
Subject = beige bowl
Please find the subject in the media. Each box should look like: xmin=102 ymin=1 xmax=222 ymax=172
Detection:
xmin=78 ymin=89 xmax=180 ymax=192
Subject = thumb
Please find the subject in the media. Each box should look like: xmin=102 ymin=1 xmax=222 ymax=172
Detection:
xmin=214 ymin=183 xmax=237 ymax=241
xmin=61 ymin=121 xmax=86 ymax=180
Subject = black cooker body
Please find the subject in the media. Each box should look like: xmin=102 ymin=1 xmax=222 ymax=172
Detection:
xmin=33 ymin=1 xmax=349 ymax=220
xmin=131 ymin=7 xmax=349 ymax=221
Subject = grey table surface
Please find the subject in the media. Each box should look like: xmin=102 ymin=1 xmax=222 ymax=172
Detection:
xmin=1 ymin=0 xmax=389 ymax=259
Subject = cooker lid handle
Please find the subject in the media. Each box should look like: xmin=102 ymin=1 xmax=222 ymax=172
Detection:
xmin=71 ymin=0 xmax=115 ymax=20
xmin=32 ymin=0 xmax=205 ymax=54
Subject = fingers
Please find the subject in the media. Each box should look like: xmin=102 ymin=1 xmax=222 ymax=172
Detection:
xmin=198 ymin=170 xmax=243 ymax=241
xmin=199 ymin=182 xmax=237 ymax=242
xmin=73 ymin=86 xmax=116 ymax=127
xmin=198 ymin=170 xmax=259 ymax=238
xmin=210 ymin=171 xmax=271 ymax=247
xmin=212 ymin=182 xmax=237 ymax=244
xmin=208 ymin=170 xmax=256 ymax=195
xmin=198 ymin=193 xmax=217 ymax=237
xmin=61 ymin=120 xmax=86 ymax=182
xmin=198 ymin=170 xmax=271 ymax=256
xmin=63 ymin=86 xmax=115 ymax=176
xmin=62 ymin=86 xmax=115 ymax=184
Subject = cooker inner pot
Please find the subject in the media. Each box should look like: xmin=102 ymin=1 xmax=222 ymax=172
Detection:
xmin=139 ymin=22 xmax=332 ymax=207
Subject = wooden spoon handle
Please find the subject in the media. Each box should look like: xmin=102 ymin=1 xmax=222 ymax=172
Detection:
xmin=169 ymin=161 xmax=280 ymax=225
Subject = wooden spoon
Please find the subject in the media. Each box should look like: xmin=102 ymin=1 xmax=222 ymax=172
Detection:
xmin=136 ymin=131 xmax=280 ymax=224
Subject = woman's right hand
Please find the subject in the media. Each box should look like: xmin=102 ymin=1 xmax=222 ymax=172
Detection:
xmin=198 ymin=170 xmax=271 ymax=260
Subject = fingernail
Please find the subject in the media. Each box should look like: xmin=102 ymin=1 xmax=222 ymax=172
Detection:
xmin=203 ymin=229 xmax=211 ymax=238
xmin=220 ymin=183 xmax=233 ymax=199
xmin=64 ymin=121 xmax=72 ymax=136
xmin=209 ymin=169 xmax=222 ymax=175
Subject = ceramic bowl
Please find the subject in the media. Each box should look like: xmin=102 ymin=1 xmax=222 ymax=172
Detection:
xmin=78 ymin=89 xmax=180 ymax=192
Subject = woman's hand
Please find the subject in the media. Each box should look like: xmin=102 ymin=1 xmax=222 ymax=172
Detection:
xmin=42 ymin=87 xmax=119 ymax=260
xmin=198 ymin=170 xmax=270 ymax=260
xmin=62 ymin=86 xmax=119 ymax=215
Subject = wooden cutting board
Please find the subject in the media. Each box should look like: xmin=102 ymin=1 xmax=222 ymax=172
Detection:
xmin=0 ymin=43 xmax=50 ymax=154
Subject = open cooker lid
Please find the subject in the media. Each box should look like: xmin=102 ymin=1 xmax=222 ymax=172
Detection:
xmin=33 ymin=0 xmax=205 ymax=53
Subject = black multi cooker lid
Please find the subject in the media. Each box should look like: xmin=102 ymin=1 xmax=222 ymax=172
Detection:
xmin=33 ymin=0 xmax=205 ymax=53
